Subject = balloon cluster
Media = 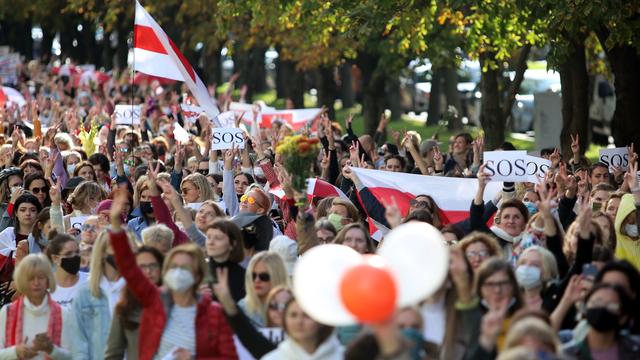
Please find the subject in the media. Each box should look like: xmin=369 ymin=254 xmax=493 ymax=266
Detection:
xmin=293 ymin=222 xmax=449 ymax=325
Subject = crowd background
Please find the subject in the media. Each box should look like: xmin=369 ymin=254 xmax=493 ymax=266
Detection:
xmin=0 ymin=57 xmax=637 ymax=360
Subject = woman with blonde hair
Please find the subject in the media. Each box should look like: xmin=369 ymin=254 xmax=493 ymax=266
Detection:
xmin=514 ymin=246 xmax=559 ymax=311
xmin=503 ymin=317 xmax=561 ymax=355
xmin=72 ymin=230 xmax=126 ymax=359
xmin=458 ymin=231 xmax=502 ymax=272
xmin=180 ymin=173 xmax=216 ymax=204
xmin=239 ymin=251 xmax=289 ymax=326
xmin=333 ymin=223 xmax=376 ymax=254
xmin=50 ymin=180 xmax=106 ymax=235
xmin=0 ymin=254 xmax=73 ymax=359
xmin=109 ymin=187 xmax=237 ymax=359
xmin=264 ymin=286 xmax=294 ymax=328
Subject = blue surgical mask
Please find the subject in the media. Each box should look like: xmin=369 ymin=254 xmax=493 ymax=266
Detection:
xmin=625 ymin=224 xmax=639 ymax=238
xmin=400 ymin=328 xmax=426 ymax=360
xmin=523 ymin=201 xmax=538 ymax=216
xmin=66 ymin=164 xmax=77 ymax=175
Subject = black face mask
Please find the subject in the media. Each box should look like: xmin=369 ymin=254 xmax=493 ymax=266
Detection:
xmin=140 ymin=201 xmax=153 ymax=214
xmin=105 ymin=254 xmax=118 ymax=271
xmin=60 ymin=255 xmax=81 ymax=275
xmin=586 ymin=307 xmax=620 ymax=332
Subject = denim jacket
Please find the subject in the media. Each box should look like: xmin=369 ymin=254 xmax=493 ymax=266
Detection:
xmin=72 ymin=283 xmax=112 ymax=360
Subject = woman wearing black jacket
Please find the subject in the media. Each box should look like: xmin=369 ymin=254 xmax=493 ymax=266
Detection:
xmin=204 ymin=219 xmax=246 ymax=302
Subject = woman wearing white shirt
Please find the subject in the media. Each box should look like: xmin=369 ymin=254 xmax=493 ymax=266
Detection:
xmin=71 ymin=230 xmax=126 ymax=359
xmin=0 ymin=253 xmax=72 ymax=359
xmin=46 ymin=232 xmax=88 ymax=310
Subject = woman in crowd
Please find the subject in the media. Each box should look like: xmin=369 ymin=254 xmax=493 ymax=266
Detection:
xmin=180 ymin=173 xmax=216 ymax=204
xmin=46 ymin=232 xmax=88 ymax=309
xmin=109 ymin=187 xmax=237 ymax=359
xmin=24 ymin=173 xmax=50 ymax=208
xmin=204 ymin=219 xmax=246 ymax=302
xmin=458 ymin=232 xmax=502 ymax=272
xmin=72 ymin=231 xmax=126 ymax=359
xmin=72 ymin=161 xmax=97 ymax=182
xmin=51 ymin=181 xmax=106 ymax=234
xmin=238 ymin=251 xmax=289 ymax=326
xmin=0 ymin=254 xmax=73 ymax=359
xmin=333 ymin=223 xmax=376 ymax=254
xmin=105 ymin=246 xmax=164 ymax=360
xmin=261 ymin=298 xmax=343 ymax=360
xmin=0 ymin=193 xmax=43 ymax=262
xmin=127 ymin=176 xmax=156 ymax=241
xmin=315 ymin=219 xmax=337 ymax=245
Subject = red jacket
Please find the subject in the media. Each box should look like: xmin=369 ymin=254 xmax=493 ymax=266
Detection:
xmin=150 ymin=195 xmax=189 ymax=246
xmin=110 ymin=230 xmax=238 ymax=360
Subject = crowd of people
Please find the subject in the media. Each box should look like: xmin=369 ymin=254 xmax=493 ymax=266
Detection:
xmin=0 ymin=59 xmax=637 ymax=360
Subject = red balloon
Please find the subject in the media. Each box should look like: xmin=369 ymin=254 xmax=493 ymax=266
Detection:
xmin=339 ymin=256 xmax=397 ymax=323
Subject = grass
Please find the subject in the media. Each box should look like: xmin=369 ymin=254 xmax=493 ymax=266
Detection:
xmin=251 ymin=89 xmax=603 ymax=162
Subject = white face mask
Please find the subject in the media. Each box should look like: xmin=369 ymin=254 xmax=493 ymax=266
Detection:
xmin=67 ymin=164 xmax=77 ymax=175
xmin=515 ymin=265 xmax=542 ymax=290
xmin=625 ymin=224 xmax=639 ymax=238
xmin=163 ymin=268 xmax=195 ymax=293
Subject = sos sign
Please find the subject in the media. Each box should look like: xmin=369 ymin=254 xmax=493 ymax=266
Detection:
xmin=599 ymin=147 xmax=629 ymax=171
xmin=114 ymin=104 xmax=141 ymax=125
xmin=211 ymin=127 xmax=245 ymax=150
xmin=483 ymin=151 xmax=551 ymax=183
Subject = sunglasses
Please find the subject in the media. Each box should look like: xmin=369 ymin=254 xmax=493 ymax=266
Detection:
xmin=268 ymin=302 xmax=286 ymax=311
xmin=252 ymin=272 xmax=270 ymax=282
xmin=410 ymin=200 xmax=432 ymax=210
xmin=30 ymin=186 xmax=48 ymax=194
xmin=240 ymin=194 xmax=256 ymax=204
xmin=81 ymin=224 xmax=97 ymax=232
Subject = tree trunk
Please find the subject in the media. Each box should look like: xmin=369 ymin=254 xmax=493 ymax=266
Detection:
xmin=479 ymin=52 xmax=505 ymax=150
xmin=444 ymin=65 xmax=462 ymax=130
xmin=357 ymin=52 xmax=386 ymax=135
xmin=598 ymin=41 xmax=640 ymax=152
xmin=281 ymin=60 xmax=305 ymax=108
xmin=202 ymin=46 xmax=222 ymax=86
xmin=427 ymin=67 xmax=444 ymax=126
xmin=249 ymin=46 xmax=267 ymax=94
xmin=559 ymin=39 xmax=590 ymax=159
xmin=386 ymin=75 xmax=402 ymax=121
xmin=503 ymin=44 xmax=531 ymax=130
xmin=339 ymin=63 xmax=355 ymax=108
xmin=316 ymin=66 xmax=337 ymax=119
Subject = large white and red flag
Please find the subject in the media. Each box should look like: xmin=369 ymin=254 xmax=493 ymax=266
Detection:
xmin=351 ymin=168 xmax=502 ymax=225
xmin=133 ymin=0 xmax=220 ymax=124
xmin=261 ymin=108 xmax=323 ymax=131
xmin=268 ymin=178 xmax=349 ymax=202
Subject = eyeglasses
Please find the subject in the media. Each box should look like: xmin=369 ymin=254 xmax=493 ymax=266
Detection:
xmin=443 ymin=240 xmax=458 ymax=246
xmin=139 ymin=263 xmax=160 ymax=271
xmin=252 ymin=272 xmax=270 ymax=282
xmin=410 ymin=200 xmax=432 ymax=210
xmin=318 ymin=236 xmax=335 ymax=244
xmin=482 ymin=280 xmax=512 ymax=292
xmin=30 ymin=186 xmax=48 ymax=194
xmin=465 ymin=250 xmax=489 ymax=259
xmin=241 ymin=194 xmax=256 ymax=204
xmin=268 ymin=302 xmax=286 ymax=311
xmin=81 ymin=224 xmax=97 ymax=232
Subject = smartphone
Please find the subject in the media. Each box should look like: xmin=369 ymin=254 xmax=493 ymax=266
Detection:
xmin=582 ymin=263 xmax=598 ymax=279
xmin=591 ymin=202 xmax=602 ymax=212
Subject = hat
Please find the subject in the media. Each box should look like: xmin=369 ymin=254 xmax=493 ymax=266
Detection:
xmin=269 ymin=235 xmax=297 ymax=275
xmin=419 ymin=140 xmax=439 ymax=157
xmin=96 ymin=200 xmax=112 ymax=214
xmin=0 ymin=167 xmax=22 ymax=184
xmin=65 ymin=177 xmax=86 ymax=191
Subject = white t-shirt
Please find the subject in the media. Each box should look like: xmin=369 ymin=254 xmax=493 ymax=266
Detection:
xmin=50 ymin=271 xmax=89 ymax=310
xmin=155 ymin=304 xmax=196 ymax=359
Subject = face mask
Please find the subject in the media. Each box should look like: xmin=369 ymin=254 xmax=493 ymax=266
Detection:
xmin=515 ymin=265 xmax=542 ymax=289
xmin=105 ymin=254 xmax=118 ymax=271
xmin=163 ymin=268 xmax=195 ymax=293
xmin=586 ymin=307 xmax=620 ymax=332
xmin=140 ymin=201 xmax=153 ymax=214
xmin=253 ymin=167 xmax=265 ymax=178
xmin=66 ymin=164 xmax=76 ymax=175
xmin=60 ymin=255 xmax=81 ymax=275
xmin=327 ymin=213 xmax=345 ymax=232
xmin=400 ymin=328 xmax=425 ymax=360
xmin=523 ymin=201 xmax=538 ymax=216
xmin=625 ymin=224 xmax=639 ymax=238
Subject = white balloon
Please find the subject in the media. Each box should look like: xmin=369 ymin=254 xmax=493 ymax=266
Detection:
xmin=293 ymin=244 xmax=361 ymax=326
xmin=378 ymin=222 xmax=449 ymax=307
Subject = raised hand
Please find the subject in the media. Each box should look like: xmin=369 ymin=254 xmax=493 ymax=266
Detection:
xmin=433 ymin=145 xmax=444 ymax=169
xmin=628 ymin=143 xmax=638 ymax=166
xmin=110 ymin=185 xmax=129 ymax=230
xmin=349 ymin=141 xmax=360 ymax=167
xmin=477 ymin=164 xmax=491 ymax=188
xmin=625 ymin=161 xmax=638 ymax=190
xmin=345 ymin=113 xmax=354 ymax=130
xmin=49 ymin=178 xmax=62 ymax=206
xmin=570 ymin=134 xmax=580 ymax=162
xmin=382 ymin=196 xmax=402 ymax=229
xmin=479 ymin=297 xmax=508 ymax=351
xmin=320 ymin=149 xmax=330 ymax=171
xmin=549 ymin=148 xmax=561 ymax=168
xmin=223 ymin=145 xmax=236 ymax=171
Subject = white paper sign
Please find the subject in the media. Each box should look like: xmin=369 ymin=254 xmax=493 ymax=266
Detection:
xmin=211 ymin=128 xmax=245 ymax=150
xmin=186 ymin=202 xmax=203 ymax=211
xmin=180 ymin=104 xmax=204 ymax=124
xmin=525 ymin=155 xmax=552 ymax=183
xmin=214 ymin=111 xmax=237 ymax=128
xmin=173 ymin=122 xmax=191 ymax=143
xmin=114 ymin=104 xmax=141 ymax=125
xmin=70 ymin=215 xmax=91 ymax=232
xmin=483 ymin=152 xmax=551 ymax=183
xmin=599 ymin=147 xmax=629 ymax=171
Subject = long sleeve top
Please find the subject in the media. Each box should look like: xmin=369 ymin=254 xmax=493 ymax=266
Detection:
xmin=149 ymin=195 xmax=189 ymax=246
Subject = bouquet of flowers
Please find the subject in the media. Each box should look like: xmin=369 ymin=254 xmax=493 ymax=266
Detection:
xmin=276 ymin=135 xmax=321 ymax=193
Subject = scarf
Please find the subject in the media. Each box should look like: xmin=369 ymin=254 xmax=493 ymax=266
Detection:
xmin=490 ymin=226 xmax=524 ymax=265
xmin=5 ymin=295 xmax=62 ymax=358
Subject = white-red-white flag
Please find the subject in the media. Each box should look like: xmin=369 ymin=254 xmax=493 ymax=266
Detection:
xmin=133 ymin=1 xmax=220 ymax=124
